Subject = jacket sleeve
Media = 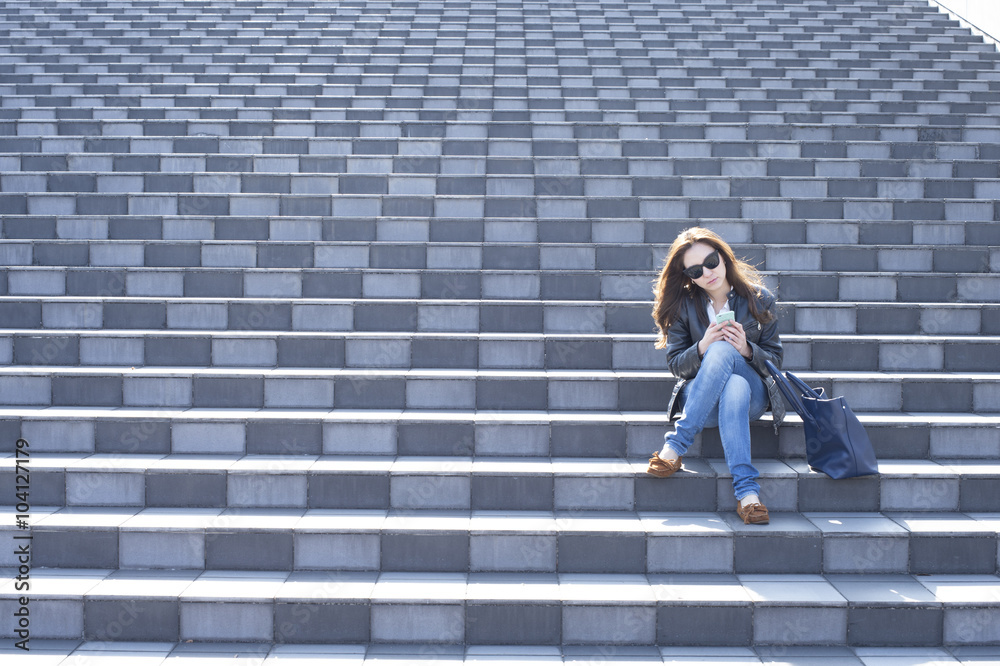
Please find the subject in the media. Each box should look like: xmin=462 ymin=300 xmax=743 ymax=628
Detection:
xmin=665 ymin=311 xmax=702 ymax=380
xmin=746 ymin=292 xmax=783 ymax=375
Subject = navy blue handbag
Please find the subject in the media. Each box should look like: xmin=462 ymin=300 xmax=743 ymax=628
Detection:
xmin=765 ymin=360 xmax=878 ymax=479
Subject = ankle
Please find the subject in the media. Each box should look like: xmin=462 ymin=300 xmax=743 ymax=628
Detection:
xmin=739 ymin=494 xmax=760 ymax=508
xmin=659 ymin=445 xmax=679 ymax=462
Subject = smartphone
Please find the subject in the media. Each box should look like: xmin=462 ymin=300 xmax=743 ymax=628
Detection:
xmin=715 ymin=311 xmax=735 ymax=326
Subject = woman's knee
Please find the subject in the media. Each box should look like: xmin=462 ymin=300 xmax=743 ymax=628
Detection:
xmin=701 ymin=341 xmax=743 ymax=370
xmin=719 ymin=375 xmax=751 ymax=408
xmin=701 ymin=340 xmax=743 ymax=372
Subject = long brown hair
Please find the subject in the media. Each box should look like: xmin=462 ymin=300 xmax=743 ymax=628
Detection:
xmin=652 ymin=227 xmax=773 ymax=349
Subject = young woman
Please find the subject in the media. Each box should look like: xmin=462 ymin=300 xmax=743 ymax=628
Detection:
xmin=648 ymin=227 xmax=784 ymax=525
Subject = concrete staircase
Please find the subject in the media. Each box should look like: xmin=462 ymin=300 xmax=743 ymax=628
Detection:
xmin=1 ymin=0 xmax=999 ymax=661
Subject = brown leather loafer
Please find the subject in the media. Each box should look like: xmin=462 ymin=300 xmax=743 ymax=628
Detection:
xmin=737 ymin=502 xmax=769 ymax=525
xmin=646 ymin=451 xmax=682 ymax=478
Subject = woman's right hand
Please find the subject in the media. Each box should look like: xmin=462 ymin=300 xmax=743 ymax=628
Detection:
xmin=697 ymin=322 xmax=728 ymax=357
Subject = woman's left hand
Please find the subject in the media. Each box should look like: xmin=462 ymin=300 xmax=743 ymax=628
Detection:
xmin=721 ymin=321 xmax=752 ymax=359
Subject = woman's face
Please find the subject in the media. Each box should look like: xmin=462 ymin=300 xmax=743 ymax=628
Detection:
xmin=682 ymin=242 xmax=728 ymax=292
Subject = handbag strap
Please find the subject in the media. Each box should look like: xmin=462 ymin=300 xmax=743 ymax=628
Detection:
xmin=764 ymin=360 xmax=807 ymax=418
xmin=784 ymin=369 xmax=824 ymax=400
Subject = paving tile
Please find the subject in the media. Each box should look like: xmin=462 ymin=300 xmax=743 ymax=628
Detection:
xmin=554 ymin=474 xmax=633 ymax=511
xmin=21 ymin=420 xmax=94 ymax=453
xmin=470 ymin=522 xmax=558 ymax=572
xmin=879 ymin=462 xmax=960 ymax=512
xmin=66 ymin=471 xmax=144 ymax=506
xmin=170 ymin=422 xmax=244 ymax=455
xmin=83 ymin=571 xmax=194 ymax=641
xmin=32 ymin=527 xmax=120 ymax=568
xmin=742 ymin=575 xmax=848 ymax=646
xmin=790 ymin=462 xmax=882 ymax=512
xmin=368 ymin=573 xmax=466 ymax=641
xmin=119 ymin=520 xmax=208 ymax=567
xmin=916 ymin=576 xmax=1000 ymax=645
xmin=559 ymin=574 xmax=657 ymax=644
xmin=472 ymin=472 xmax=554 ymax=511
xmin=369 ymin=602 xmax=465 ymax=643
xmin=658 ymin=603 xmax=753 ymax=647
xmin=726 ymin=513 xmax=824 ymax=574
xmin=804 ymin=513 xmax=909 ymax=574
xmin=643 ymin=513 xmax=734 ymax=574
xmin=466 ymin=603 xmax=562 ymax=645
xmin=951 ymin=463 xmax=1000 ymax=511
xmin=179 ymin=600 xmax=275 ymax=643
xmin=204 ymin=529 xmax=294 ymax=570
xmin=827 ymin=575 xmax=942 ymax=647
xmin=755 ymin=645 xmax=862 ymax=664
xmin=888 ymin=515 xmax=999 ymax=575
xmin=228 ymin=471 xmax=308 ymax=508
xmin=557 ymin=530 xmax=646 ymax=574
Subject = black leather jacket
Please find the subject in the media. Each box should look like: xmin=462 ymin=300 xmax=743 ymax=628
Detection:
xmin=664 ymin=286 xmax=785 ymax=430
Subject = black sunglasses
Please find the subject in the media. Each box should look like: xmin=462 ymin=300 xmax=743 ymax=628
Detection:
xmin=682 ymin=250 xmax=721 ymax=280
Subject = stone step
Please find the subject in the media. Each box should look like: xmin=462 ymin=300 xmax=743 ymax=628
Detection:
xmin=7 ymin=153 xmax=1000 ymax=189
xmin=0 ymin=1 xmax=962 ymax=16
xmin=5 ymin=54 xmax=994 ymax=63
xmin=0 ymin=643 xmax=994 ymax=665
xmin=2 ymin=64 xmax=997 ymax=77
xmin=7 ymin=507 xmax=1000 ymax=576
xmin=0 ymin=83 xmax=995 ymax=96
xmin=0 ymin=36 xmax=988 ymax=51
xmin=4 ymin=82 xmax=998 ymax=98
xmin=0 ymin=20 xmax=983 ymax=34
xmin=16 ymin=101 xmax=976 ymax=113
xmin=1 ymin=266 xmax=998 ymax=303
xmin=0 ymin=366 xmax=997 ymax=413
xmin=5 ymin=80 xmax=998 ymax=93
xmin=2 ymin=135 xmax=999 ymax=159
xmin=8 ymin=38 xmax=982 ymax=51
xmin=0 ymin=239 xmax=995 ymax=275
xmin=2 ymin=59 xmax=997 ymax=72
xmin=4 ymin=119 xmax=1000 ymax=142
xmin=4 ymin=108 xmax=1000 ymax=127
xmin=0 ymin=92 xmax=988 ymax=106
xmin=3 ymin=215 xmax=998 ymax=247
xmin=3 ymin=17 xmax=971 ymax=28
xmin=3 ymin=25 xmax=982 ymax=36
xmin=7 ymin=43 xmax=985 ymax=55
xmin=7 ymin=93 xmax=990 ymax=106
xmin=0 ymin=297 xmax=998 ymax=336
xmin=2 ymin=143 xmax=999 ymax=166
xmin=3 ymin=23 xmax=982 ymax=36
xmin=1 ymin=567 xmax=998 ymax=646
xmin=5 ymin=173 xmax=1000 ymax=207
xmin=5 ymin=55 xmax=993 ymax=65
xmin=1 ymin=407 xmax=993 ymax=459
xmin=5 ymin=107 xmax=1000 ymax=123
xmin=2 ymin=20 xmax=977 ymax=30
xmin=2 ymin=330 xmax=999 ymax=374
xmin=2 ymin=192 xmax=996 ymax=224
xmin=13 ymin=54 xmax=994 ymax=71
xmin=4 ymin=453 xmax=998 ymax=514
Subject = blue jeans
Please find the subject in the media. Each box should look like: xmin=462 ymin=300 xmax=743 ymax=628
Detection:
xmin=665 ymin=341 xmax=769 ymax=500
